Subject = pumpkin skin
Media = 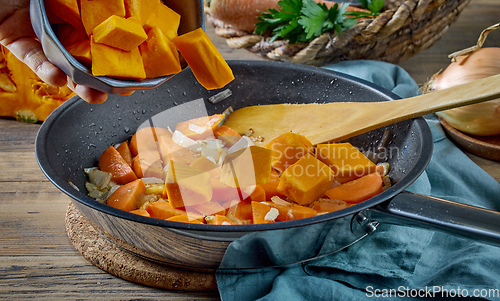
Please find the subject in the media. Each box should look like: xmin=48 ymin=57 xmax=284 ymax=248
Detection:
xmin=0 ymin=46 xmax=74 ymax=123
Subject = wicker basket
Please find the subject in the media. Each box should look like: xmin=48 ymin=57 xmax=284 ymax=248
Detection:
xmin=206 ymin=0 xmax=472 ymax=66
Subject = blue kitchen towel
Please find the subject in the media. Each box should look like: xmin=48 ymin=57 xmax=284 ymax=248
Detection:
xmin=216 ymin=60 xmax=500 ymax=301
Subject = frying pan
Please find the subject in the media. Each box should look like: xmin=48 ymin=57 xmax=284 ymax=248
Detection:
xmin=35 ymin=60 xmax=500 ymax=271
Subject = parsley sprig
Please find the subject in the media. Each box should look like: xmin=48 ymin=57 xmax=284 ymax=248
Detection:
xmin=255 ymin=0 xmax=383 ymax=44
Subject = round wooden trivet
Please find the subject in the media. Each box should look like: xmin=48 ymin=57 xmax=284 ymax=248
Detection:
xmin=65 ymin=202 xmax=218 ymax=292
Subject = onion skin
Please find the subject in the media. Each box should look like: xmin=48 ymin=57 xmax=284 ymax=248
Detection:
xmin=427 ymin=47 xmax=500 ymax=136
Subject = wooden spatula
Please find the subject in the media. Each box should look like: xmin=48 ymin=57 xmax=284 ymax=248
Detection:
xmin=223 ymin=74 xmax=500 ymax=145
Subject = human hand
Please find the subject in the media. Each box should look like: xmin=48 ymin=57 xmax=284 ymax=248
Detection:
xmin=0 ymin=0 xmax=108 ymax=104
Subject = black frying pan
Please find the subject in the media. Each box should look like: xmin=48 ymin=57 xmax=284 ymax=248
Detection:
xmin=35 ymin=60 xmax=500 ymax=271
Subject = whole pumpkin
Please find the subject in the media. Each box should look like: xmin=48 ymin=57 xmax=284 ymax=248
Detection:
xmin=0 ymin=46 xmax=74 ymax=123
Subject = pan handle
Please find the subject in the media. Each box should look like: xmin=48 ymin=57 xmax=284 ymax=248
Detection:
xmin=359 ymin=191 xmax=500 ymax=246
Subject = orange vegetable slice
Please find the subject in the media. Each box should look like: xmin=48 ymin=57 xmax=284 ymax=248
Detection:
xmin=174 ymin=114 xmax=225 ymax=140
xmin=66 ymin=38 xmax=92 ymax=67
xmin=90 ymin=36 xmax=146 ymax=80
xmin=116 ymin=141 xmax=133 ymax=167
xmin=80 ymin=0 xmax=126 ymax=36
xmin=172 ymin=28 xmax=234 ymax=90
xmin=143 ymin=2 xmax=180 ymax=40
xmin=129 ymin=126 xmax=170 ymax=157
xmin=144 ymin=201 xmax=185 ymax=220
xmin=251 ymin=201 xmax=276 ymax=224
xmin=213 ymin=125 xmax=241 ymax=148
xmin=124 ymin=0 xmax=160 ymax=25
xmin=130 ymin=209 xmax=151 ymax=217
xmin=106 ymin=178 xmax=146 ymax=212
xmin=312 ymin=198 xmax=349 ymax=213
xmin=264 ymin=132 xmax=313 ymax=173
xmin=98 ymin=145 xmax=137 ymax=184
xmin=139 ymin=27 xmax=182 ymax=78
xmin=165 ymin=161 xmax=212 ymax=208
xmin=44 ymin=0 xmax=85 ymax=33
xmin=325 ymin=172 xmax=383 ymax=204
xmin=277 ymin=153 xmax=335 ymax=206
xmin=166 ymin=215 xmax=204 ymax=224
xmin=316 ymin=142 xmax=377 ymax=183
xmin=93 ymin=15 xmax=148 ymax=51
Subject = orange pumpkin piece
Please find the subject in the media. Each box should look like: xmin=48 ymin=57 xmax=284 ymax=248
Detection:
xmin=316 ymin=142 xmax=377 ymax=183
xmin=325 ymin=172 xmax=383 ymax=204
xmin=93 ymin=15 xmax=148 ymax=51
xmin=124 ymin=0 xmax=160 ymax=25
xmin=251 ymin=201 xmax=277 ymax=224
xmin=129 ymin=126 xmax=170 ymax=157
xmin=144 ymin=201 xmax=186 ymax=220
xmin=130 ymin=209 xmax=150 ymax=217
xmin=166 ymin=215 xmax=204 ymax=224
xmin=116 ymin=141 xmax=133 ymax=166
xmin=132 ymin=150 xmax=164 ymax=179
xmin=213 ymin=125 xmax=241 ymax=147
xmin=224 ymin=200 xmax=253 ymax=221
xmin=265 ymin=132 xmax=313 ymax=173
xmin=220 ymin=145 xmax=272 ymax=188
xmin=165 ymin=161 xmax=212 ymax=208
xmin=139 ymin=27 xmax=182 ymax=78
xmin=106 ymin=178 xmax=146 ymax=212
xmin=172 ymin=28 xmax=234 ymax=90
xmin=277 ymin=153 xmax=335 ymax=206
xmin=175 ymin=114 xmax=225 ymax=140
xmin=191 ymin=201 xmax=226 ymax=217
xmin=44 ymin=0 xmax=85 ymax=33
xmin=80 ymin=0 xmax=126 ymax=36
xmin=260 ymin=169 xmax=284 ymax=200
xmin=244 ymin=185 xmax=266 ymax=203
xmin=66 ymin=39 xmax=92 ymax=67
xmin=312 ymin=198 xmax=349 ymax=213
xmin=143 ymin=2 xmax=180 ymax=40
xmin=90 ymin=36 xmax=146 ymax=80
xmin=57 ymin=24 xmax=88 ymax=48
xmin=265 ymin=201 xmax=317 ymax=221
xmin=211 ymin=214 xmax=235 ymax=225
xmin=98 ymin=145 xmax=137 ymax=184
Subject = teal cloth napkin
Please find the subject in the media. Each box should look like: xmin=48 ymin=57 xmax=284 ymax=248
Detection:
xmin=216 ymin=60 xmax=500 ymax=301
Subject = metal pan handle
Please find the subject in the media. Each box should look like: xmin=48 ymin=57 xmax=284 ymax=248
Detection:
xmin=359 ymin=191 xmax=500 ymax=246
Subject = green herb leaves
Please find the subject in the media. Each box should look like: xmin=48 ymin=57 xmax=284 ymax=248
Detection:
xmin=255 ymin=0 xmax=383 ymax=44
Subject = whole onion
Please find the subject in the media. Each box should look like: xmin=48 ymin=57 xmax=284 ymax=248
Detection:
xmin=424 ymin=23 xmax=500 ymax=136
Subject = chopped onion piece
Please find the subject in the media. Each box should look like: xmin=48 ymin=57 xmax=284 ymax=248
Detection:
xmin=264 ymin=207 xmax=279 ymax=221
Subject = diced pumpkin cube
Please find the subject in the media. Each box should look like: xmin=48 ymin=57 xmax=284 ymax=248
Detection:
xmin=224 ymin=200 xmax=253 ymax=222
xmin=264 ymin=132 xmax=313 ymax=173
xmin=80 ymin=0 xmax=126 ymax=36
xmin=124 ymin=0 xmax=160 ymax=25
xmin=144 ymin=201 xmax=185 ymax=219
xmin=129 ymin=126 xmax=171 ymax=157
xmin=99 ymin=145 xmax=137 ymax=184
xmin=312 ymin=198 xmax=349 ymax=213
xmin=93 ymin=15 xmax=148 ymax=51
xmin=244 ymin=185 xmax=266 ymax=203
xmin=66 ymin=38 xmax=92 ymax=67
xmin=325 ymin=172 xmax=383 ymax=204
xmin=175 ymin=114 xmax=225 ymax=140
xmin=139 ymin=27 xmax=182 ymax=78
xmin=251 ymin=201 xmax=277 ymax=224
xmin=260 ymin=169 xmax=284 ymax=200
xmin=208 ymin=215 xmax=235 ymax=225
xmin=277 ymin=153 xmax=335 ymax=206
xmin=265 ymin=200 xmax=317 ymax=221
xmin=130 ymin=209 xmax=151 ymax=217
xmin=214 ymin=125 xmax=241 ymax=148
xmin=143 ymin=2 xmax=180 ymax=40
xmin=106 ymin=178 xmax=145 ymax=212
xmin=191 ymin=201 xmax=226 ymax=217
xmin=166 ymin=214 xmax=204 ymax=224
xmin=44 ymin=0 xmax=85 ymax=33
xmin=316 ymin=142 xmax=377 ymax=183
xmin=172 ymin=28 xmax=234 ymax=90
xmin=165 ymin=161 xmax=212 ymax=208
xmin=90 ymin=36 xmax=146 ymax=80
xmin=116 ymin=141 xmax=133 ymax=166
xmin=211 ymin=180 xmax=241 ymax=203
xmin=220 ymin=145 xmax=272 ymax=188
xmin=132 ymin=150 xmax=164 ymax=179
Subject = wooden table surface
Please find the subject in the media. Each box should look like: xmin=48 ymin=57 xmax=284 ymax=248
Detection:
xmin=1 ymin=1 xmax=499 ymax=299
